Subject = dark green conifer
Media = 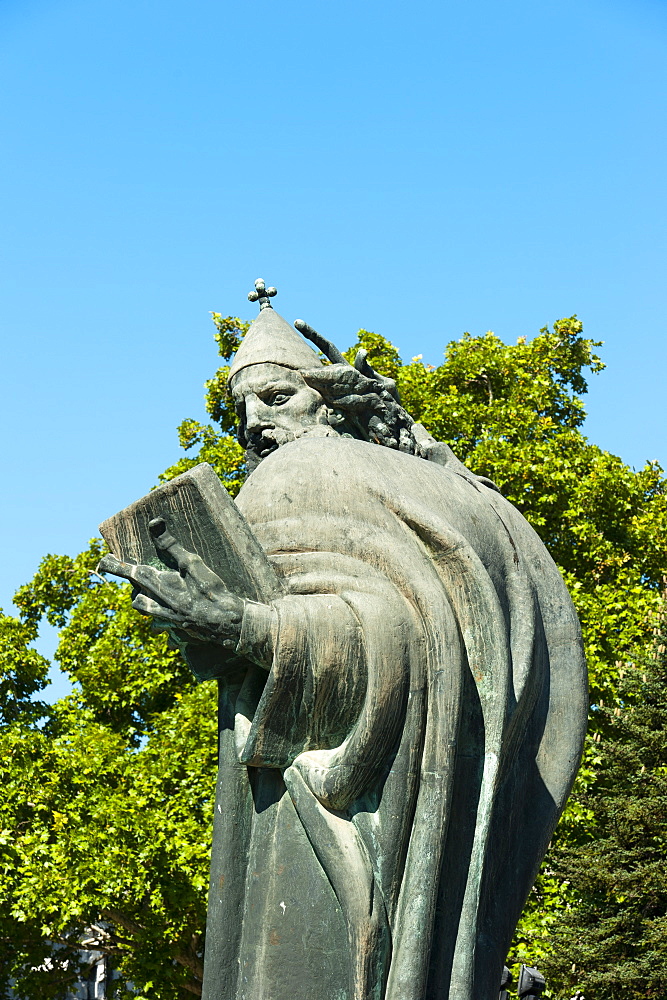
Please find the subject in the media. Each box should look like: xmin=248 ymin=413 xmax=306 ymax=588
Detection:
xmin=543 ymin=613 xmax=667 ymax=998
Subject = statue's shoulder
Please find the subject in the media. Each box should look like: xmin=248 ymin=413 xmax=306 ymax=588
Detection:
xmin=239 ymin=437 xmax=371 ymax=499
xmin=238 ymin=435 xmax=459 ymax=507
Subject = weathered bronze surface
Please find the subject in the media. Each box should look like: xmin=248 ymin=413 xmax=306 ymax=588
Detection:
xmin=99 ymin=281 xmax=587 ymax=1000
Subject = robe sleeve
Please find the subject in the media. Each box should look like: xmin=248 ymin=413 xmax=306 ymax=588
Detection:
xmin=235 ymin=593 xmax=368 ymax=769
xmin=232 ymin=570 xmax=418 ymax=811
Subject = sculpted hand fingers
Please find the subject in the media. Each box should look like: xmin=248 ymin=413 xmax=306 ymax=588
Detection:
xmin=149 ymin=517 xmax=225 ymax=591
xmin=149 ymin=518 xmax=201 ymax=572
xmin=98 ymin=552 xmax=184 ymax=605
xmin=98 ymin=554 xmax=144 ymax=584
xmin=132 ymin=592 xmax=186 ymax=622
xmin=148 ymin=517 xmax=179 ymax=553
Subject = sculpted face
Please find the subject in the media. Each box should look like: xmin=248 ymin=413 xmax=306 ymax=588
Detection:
xmin=230 ymin=363 xmax=332 ymax=463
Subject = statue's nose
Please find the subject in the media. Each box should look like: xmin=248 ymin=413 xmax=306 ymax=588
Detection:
xmin=244 ymin=394 xmax=272 ymax=434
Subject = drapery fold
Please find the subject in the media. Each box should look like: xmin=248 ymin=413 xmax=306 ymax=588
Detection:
xmin=201 ymin=437 xmax=586 ymax=1000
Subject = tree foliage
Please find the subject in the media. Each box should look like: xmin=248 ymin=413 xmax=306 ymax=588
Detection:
xmin=1 ymin=311 xmax=665 ymax=997
xmin=541 ymin=619 xmax=667 ymax=998
xmin=1 ymin=544 xmax=214 ymax=998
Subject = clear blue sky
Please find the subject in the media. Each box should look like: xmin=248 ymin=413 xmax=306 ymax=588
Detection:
xmin=1 ymin=0 xmax=666 ymax=696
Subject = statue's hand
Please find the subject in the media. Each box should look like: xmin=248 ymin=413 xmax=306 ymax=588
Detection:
xmin=97 ymin=518 xmax=245 ymax=648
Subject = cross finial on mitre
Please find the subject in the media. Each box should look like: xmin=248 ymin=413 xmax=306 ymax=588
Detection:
xmin=248 ymin=278 xmax=277 ymax=311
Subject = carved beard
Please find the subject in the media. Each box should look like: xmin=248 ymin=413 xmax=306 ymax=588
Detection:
xmin=244 ymin=422 xmax=341 ymax=471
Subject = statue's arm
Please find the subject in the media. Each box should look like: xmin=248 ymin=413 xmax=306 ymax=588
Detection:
xmin=97 ymin=517 xmax=272 ymax=652
xmin=97 ymin=519 xmax=355 ymax=696
xmin=98 ymin=518 xmax=411 ymax=798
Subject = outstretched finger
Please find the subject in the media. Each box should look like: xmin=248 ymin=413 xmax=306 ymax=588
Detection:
xmin=98 ymin=553 xmax=177 ymax=600
xmin=97 ymin=553 xmax=140 ymax=582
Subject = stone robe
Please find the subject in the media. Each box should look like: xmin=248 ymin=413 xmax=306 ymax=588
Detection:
xmin=200 ymin=436 xmax=587 ymax=1000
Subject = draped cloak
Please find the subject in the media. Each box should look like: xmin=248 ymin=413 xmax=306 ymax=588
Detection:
xmin=200 ymin=436 xmax=587 ymax=1000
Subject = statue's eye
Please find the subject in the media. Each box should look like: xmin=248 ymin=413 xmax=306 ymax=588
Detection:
xmin=270 ymin=392 xmax=291 ymax=405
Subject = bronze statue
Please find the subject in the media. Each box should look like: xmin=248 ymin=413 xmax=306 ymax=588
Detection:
xmin=99 ymin=281 xmax=587 ymax=1000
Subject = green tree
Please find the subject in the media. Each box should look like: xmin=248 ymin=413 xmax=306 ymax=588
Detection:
xmin=1 ymin=312 xmax=665 ymax=997
xmin=540 ymin=615 xmax=667 ymax=999
xmin=0 ymin=545 xmax=215 ymax=998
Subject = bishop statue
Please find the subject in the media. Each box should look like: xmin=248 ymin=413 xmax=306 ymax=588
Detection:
xmin=99 ymin=281 xmax=587 ymax=1000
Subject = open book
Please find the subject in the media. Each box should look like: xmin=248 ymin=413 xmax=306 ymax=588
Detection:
xmin=99 ymin=462 xmax=283 ymax=605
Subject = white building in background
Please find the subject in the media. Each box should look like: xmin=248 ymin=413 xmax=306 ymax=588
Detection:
xmin=69 ymin=941 xmax=108 ymax=999
xmin=8 ymin=932 xmax=119 ymax=999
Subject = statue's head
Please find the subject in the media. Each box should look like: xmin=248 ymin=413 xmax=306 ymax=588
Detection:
xmin=229 ymin=280 xmax=419 ymax=469
xmin=228 ymin=281 xmax=338 ymax=468
xmin=230 ymin=362 xmax=337 ymax=465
